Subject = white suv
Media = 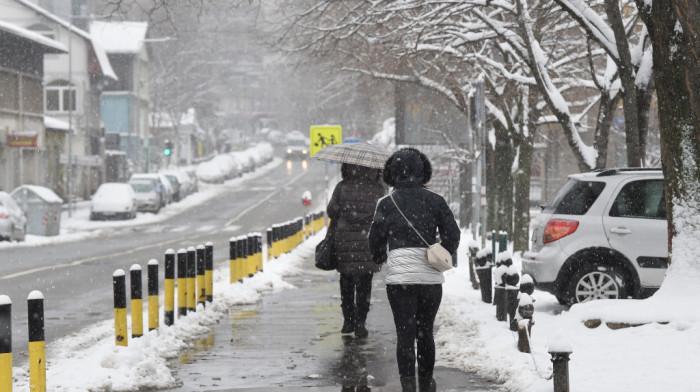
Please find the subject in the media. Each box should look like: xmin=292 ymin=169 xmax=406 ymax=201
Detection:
xmin=522 ymin=168 xmax=667 ymax=305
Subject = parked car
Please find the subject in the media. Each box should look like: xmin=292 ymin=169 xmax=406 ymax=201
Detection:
xmin=130 ymin=173 xmax=168 ymax=207
xmin=162 ymin=169 xmax=194 ymax=197
xmin=162 ymin=173 xmax=181 ymax=201
xmin=522 ymin=168 xmax=667 ymax=305
xmin=184 ymin=169 xmax=199 ymax=193
xmin=90 ymin=183 xmax=137 ymax=220
xmin=0 ymin=191 xmax=26 ymax=241
xmin=129 ymin=180 xmax=161 ymax=213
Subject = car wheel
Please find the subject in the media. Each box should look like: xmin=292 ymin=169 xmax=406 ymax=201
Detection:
xmin=567 ymin=265 xmax=628 ymax=304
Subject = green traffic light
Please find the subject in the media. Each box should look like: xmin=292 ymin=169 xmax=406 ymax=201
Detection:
xmin=164 ymin=148 xmax=171 ymax=156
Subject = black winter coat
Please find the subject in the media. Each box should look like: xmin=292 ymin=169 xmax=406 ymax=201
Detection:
xmin=327 ymin=165 xmax=385 ymax=276
xmin=369 ymin=148 xmax=460 ymax=265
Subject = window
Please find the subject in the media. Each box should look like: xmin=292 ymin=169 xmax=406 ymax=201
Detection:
xmin=609 ymin=180 xmax=666 ymax=219
xmin=544 ymin=179 xmax=606 ymax=216
xmin=45 ymin=80 xmax=76 ymax=112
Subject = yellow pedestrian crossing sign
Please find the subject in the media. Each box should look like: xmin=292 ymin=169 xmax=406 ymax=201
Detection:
xmin=309 ymin=125 xmax=342 ymax=157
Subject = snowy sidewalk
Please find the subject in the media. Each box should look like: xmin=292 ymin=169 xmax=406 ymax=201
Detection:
xmin=162 ymin=241 xmax=500 ymax=391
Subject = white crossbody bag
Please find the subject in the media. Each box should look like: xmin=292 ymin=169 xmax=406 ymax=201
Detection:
xmin=390 ymin=193 xmax=453 ymax=272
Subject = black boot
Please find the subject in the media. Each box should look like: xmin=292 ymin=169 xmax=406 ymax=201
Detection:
xmin=400 ymin=376 xmax=416 ymax=392
xmin=354 ymin=319 xmax=368 ymax=338
xmin=418 ymin=377 xmax=436 ymax=392
xmin=341 ymin=304 xmax=355 ymax=334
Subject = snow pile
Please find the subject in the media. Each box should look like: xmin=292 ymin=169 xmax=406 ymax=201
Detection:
xmin=12 ymin=233 xmax=320 ymax=390
xmin=435 ymin=231 xmax=700 ymax=391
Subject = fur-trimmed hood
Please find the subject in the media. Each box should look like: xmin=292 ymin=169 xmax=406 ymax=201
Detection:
xmin=382 ymin=148 xmax=432 ymax=188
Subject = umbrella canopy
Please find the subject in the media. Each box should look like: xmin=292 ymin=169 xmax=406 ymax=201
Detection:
xmin=312 ymin=142 xmax=391 ymax=169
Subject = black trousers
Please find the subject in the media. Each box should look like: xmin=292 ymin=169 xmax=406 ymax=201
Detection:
xmin=340 ymin=273 xmax=374 ymax=324
xmin=386 ymin=284 xmax=442 ymax=378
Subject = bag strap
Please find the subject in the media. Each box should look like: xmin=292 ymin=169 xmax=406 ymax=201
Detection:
xmin=390 ymin=192 xmax=431 ymax=247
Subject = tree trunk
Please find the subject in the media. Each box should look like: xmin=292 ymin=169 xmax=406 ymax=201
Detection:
xmin=605 ymin=0 xmax=643 ymax=167
xmin=594 ymin=92 xmax=618 ymax=169
xmin=642 ymin=0 xmax=700 ymax=292
xmin=512 ymin=130 xmax=533 ymax=253
xmin=493 ymin=121 xmax=515 ymax=239
xmin=513 ymin=89 xmax=537 ymax=253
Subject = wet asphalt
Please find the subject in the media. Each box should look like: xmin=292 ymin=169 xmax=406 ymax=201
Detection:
xmin=163 ymin=255 xmax=502 ymax=391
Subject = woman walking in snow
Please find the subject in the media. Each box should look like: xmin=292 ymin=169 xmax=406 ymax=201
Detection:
xmin=327 ymin=163 xmax=385 ymax=338
xmin=368 ymin=148 xmax=460 ymax=392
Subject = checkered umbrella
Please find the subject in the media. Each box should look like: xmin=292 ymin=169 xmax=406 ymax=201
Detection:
xmin=312 ymin=142 xmax=391 ymax=169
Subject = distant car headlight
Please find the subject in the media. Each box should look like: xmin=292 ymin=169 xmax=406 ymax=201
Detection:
xmin=302 ymin=150 xmax=307 ymax=154
xmin=287 ymin=149 xmax=292 ymax=154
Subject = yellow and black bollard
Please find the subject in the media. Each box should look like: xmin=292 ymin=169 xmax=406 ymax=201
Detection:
xmin=147 ymin=259 xmax=159 ymax=331
xmin=0 ymin=295 xmax=11 ymax=392
xmin=130 ymin=264 xmax=143 ymax=338
xmin=187 ymin=247 xmax=197 ymax=313
xmin=177 ymin=249 xmax=188 ymax=317
xmin=266 ymin=228 xmax=273 ymax=262
xmin=256 ymin=233 xmax=263 ymax=272
xmin=27 ymin=291 xmax=45 ymax=392
xmin=205 ymin=242 xmax=214 ymax=302
xmin=272 ymin=225 xmax=280 ymax=259
xmin=113 ymin=270 xmax=128 ymax=347
xmin=164 ymin=249 xmax=175 ymax=326
xmin=245 ymin=235 xmax=253 ymax=277
xmin=229 ymin=236 xmax=238 ymax=284
xmin=196 ymin=245 xmax=206 ymax=308
xmin=236 ymin=237 xmax=245 ymax=282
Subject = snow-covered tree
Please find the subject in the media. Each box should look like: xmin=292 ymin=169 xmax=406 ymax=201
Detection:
xmin=632 ymin=0 xmax=700 ymax=295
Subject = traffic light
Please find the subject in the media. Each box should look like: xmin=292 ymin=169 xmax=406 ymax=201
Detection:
xmin=164 ymin=139 xmax=173 ymax=156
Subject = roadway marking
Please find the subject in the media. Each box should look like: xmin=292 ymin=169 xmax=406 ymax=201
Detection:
xmin=225 ymin=169 xmax=309 ymax=227
xmin=0 ymin=237 xmax=190 ymax=280
xmin=196 ymin=225 xmax=217 ymax=232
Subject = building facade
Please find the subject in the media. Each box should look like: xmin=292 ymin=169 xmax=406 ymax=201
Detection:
xmin=0 ymin=21 xmax=66 ymax=193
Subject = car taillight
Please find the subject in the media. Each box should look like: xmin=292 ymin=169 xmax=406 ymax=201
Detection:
xmin=543 ymin=219 xmax=579 ymax=243
xmin=0 ymin=213 xmax=8 ymax=219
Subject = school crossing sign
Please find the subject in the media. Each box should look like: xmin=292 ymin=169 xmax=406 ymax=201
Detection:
xmin=309 ymin=125 xmax=342 ymax=157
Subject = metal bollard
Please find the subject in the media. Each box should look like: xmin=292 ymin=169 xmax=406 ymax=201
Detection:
xmin=205 ymin=242 xmax=214 ymax=302
xmin=257 ymin=233 xmax=264 ymax=272
xmin=499 ymin=230 xmax=508 ymax=252
xmin=474 ymin=248 xmax=493 ymax=303
xmin=187 ymin=247 xmax=197 ymax=312
xmin=520 ymin=274 xmax=535 ymax=296
xmin=236 ymin=236 xmax=245 ymax=282
xmin=113 ymin=270 xmax=128 ymax=346
xmin=196 ymin=245 xmax=206 ymax=308
xmin=28 ymin=291 xmax=45 ymax=392
xmin=271 ymin=224 xmax=279 ymax=258
xmin=228 ymin=237 xmax=238 ymax=283
xmin=550 ymin=345 xmax=572 ymax=392
xmin=468 ymin=240 xmax=480 ymax=290
xmin=267 ymin=228 xmax=273 ymax=262
xmin=164 ymin=249 xmax=175 ymax=326
xmin=0 ymin=295 xmax=10 ymax=392
xmin=130 ymin=264 xmax=143 ymax=338
xmin=516 ymin=294 xmax=535 ymax=353
xmin=247 ymin=234 xmax=255 ymax=277
xmin=491 ymin=230 xmax=497 ymax=260
xmin=148 ymin=259 xmax=159 ymax=331
xmin=177 ymin=249 xmax=188 ymax=317
xmin=502 ymin=264 xmax=521 ymax=331
xmin=494 ymin=264 xmax=508 ymax=321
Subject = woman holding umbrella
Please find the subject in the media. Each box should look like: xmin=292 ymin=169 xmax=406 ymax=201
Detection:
xmin=326 ymin=162 xmax=385 ymax=338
